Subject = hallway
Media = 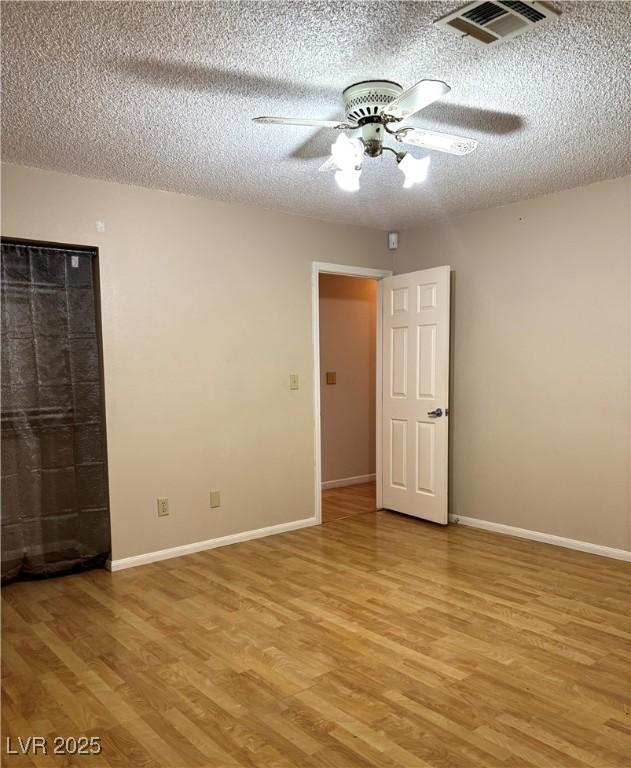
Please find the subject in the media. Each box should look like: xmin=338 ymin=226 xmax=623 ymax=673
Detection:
xmin=321 ymin=481 xmax=377 ymax=523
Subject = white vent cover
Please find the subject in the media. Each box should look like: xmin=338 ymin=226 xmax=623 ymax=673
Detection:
xmin=434 ymin=1 xmax=560 ymax=47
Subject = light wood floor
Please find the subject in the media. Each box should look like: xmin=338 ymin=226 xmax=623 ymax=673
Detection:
xmin=2 ymin=495 xmax=630 ymax=767
xmin=321 ymin=481 xmax=376 ymax=523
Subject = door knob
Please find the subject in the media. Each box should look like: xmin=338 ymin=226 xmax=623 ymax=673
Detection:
xmin=427 ymin=408 xmax=443 ymax=418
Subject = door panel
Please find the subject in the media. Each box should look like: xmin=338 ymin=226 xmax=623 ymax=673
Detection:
xmin=391 ymin=286 xmax=408 ymax=314
xmin=382 ymin=266 xmax=450 ymax=523
xmin=416 ymin=421 xmax=435 ymax=494
xmin=391 ymin=326 xmax=408 ymax=397
xmin=390 ymin=419 xmax=407 ymax=488
xmin=417 ymin=324 xmax=437 ymax=398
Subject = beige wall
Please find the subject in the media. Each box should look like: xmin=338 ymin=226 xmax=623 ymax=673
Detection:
xmin=3 ymin=163 xmax=628 ymax=556
xmin=394 ymin=176 xmax=631 ymax=551
xmin=1 ymin=163 xmax=390 ymax=560
xmin=319 ymin=275 xmax=376 ymax=484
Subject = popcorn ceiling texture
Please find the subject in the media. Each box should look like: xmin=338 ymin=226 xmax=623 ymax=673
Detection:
xmin=2 ymin=1 xmax=629 ymax=229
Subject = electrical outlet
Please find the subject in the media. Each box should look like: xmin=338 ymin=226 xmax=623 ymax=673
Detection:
xmin=209 ymin=490 xmax=221 ymax=509
xmin=157 ymin=497 xmax=169 ymax=517
xmin=289 ymin=374 xmax=299 ymax=390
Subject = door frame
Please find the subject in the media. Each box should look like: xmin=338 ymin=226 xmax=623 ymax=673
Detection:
xmin=312 ymin=261 xmax=393 ymax=523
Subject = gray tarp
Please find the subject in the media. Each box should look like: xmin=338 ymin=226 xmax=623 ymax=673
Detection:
xmin=1 ymin=241 xmax=110 ymax=582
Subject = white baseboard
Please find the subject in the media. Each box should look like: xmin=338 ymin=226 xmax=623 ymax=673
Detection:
xmin=107 ymin=516 xmax=318 ymax=572
xmin=322 ymin=473 xmax=376 ymax=490
xmin=449 ymin=515 xmax=631 ymax=562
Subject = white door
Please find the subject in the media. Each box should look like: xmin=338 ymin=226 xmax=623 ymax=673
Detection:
xmin=381 ymin=266 xmax=450 ymax=523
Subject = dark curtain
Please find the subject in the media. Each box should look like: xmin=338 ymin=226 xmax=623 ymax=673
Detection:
xmin=1 ymin=241 xmax=110 ymax=583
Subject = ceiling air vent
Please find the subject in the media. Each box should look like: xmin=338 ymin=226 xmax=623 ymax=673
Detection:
xmin=434 ymin=1 xmax=560 ymax=47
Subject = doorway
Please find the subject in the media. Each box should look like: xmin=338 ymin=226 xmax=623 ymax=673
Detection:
xmin=1 ymin=238 xmax=111 ymax=582
xmin=311 ymin=262 xmax=392 ymax=524
xmin=319 ymin=273 xmax=377 ymax=522
xmin=312 ymin=261 xmax=451 ymax=527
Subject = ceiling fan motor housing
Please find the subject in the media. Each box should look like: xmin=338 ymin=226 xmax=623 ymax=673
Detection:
xmin=343 ymin=80 xmax=402 ymax=123
xmin=343 ymin=80 xmax=402 ymax=155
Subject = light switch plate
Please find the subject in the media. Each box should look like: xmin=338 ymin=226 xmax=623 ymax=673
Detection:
xmin=157 ymin=497 xmax=169 ymax=517
xmin=210 ymin=490 xmax=221 ymax=509
xmin=326 ymin=371 xmax=336 ymax=385
xmin=289 ymin=374 xmax=299 ymax=390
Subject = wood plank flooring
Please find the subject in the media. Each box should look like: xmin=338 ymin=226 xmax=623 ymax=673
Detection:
xmin=2 ymin=492 xmax=630 ymax=767
xmin=321 ymin=481 xmax=376 ymax=523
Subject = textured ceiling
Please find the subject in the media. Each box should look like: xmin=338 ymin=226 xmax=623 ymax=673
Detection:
xmin=2 ymin=1 xmax=630 ymax=229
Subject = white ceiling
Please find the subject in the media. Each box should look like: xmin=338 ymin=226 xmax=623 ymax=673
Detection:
xmin=2 ymin=1 xmax=629 ymax=229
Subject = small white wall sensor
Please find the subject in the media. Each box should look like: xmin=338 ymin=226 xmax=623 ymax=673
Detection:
xmin=388 ymin=231 xmax=399 ymax=250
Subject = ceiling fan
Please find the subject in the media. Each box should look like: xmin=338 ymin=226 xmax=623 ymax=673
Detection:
xmin=253 ymin=78 xmax=478 ymax=191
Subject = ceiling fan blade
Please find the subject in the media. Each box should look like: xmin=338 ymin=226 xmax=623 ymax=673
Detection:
xmin=318 ymin=156 xmax=339 ymax=173
xmin=253 ymin=116 xmax=354 ymax=129
xmin=395 ymin=127 xmax=478 ymax=156
xmin=383 ymin=80 xmax=451 ymax=121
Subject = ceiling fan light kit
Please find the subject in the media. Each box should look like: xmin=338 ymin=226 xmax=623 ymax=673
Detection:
xmin=331 ymin=133 xmax=364 ymax=171
xmin=253 ymin=77 xmax=479 ymax=191
xmin=397 ymin=154 xmax=431 ymax=189
xmin=334 ymin=168 xmax=362 ymax=192
xmin=329 ymin=134 xmax=364 ymax=192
